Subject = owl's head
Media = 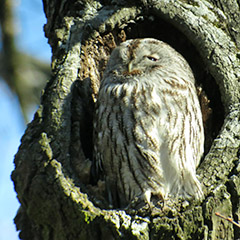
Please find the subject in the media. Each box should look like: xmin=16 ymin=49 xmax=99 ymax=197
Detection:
xmin=103 ymin=38 xmax=193 ymax=82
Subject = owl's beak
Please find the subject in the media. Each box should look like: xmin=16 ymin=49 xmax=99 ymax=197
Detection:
xmin=128 ymin=61 xmax=133 ymax=73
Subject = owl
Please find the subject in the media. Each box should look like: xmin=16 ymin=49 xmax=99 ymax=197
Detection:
xmin=93 ymin=38 xmax=204 ymax=208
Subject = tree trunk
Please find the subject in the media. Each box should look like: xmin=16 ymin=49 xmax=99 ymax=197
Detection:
xmin=12 ymin=0 xmax=240 ymax=239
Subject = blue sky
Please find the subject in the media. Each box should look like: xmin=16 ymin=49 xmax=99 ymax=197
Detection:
xmin=0 ymin=1 xmax=51 ymax=239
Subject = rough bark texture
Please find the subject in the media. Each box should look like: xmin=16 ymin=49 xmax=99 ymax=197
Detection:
xmin=12 ymin=0 xmax=240 ymax=239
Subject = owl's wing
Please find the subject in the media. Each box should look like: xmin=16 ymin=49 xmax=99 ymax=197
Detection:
xmin=91 ymin=96 xmax=105 ymax=184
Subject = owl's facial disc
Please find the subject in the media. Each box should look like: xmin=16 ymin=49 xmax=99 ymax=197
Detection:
xmin=125 ymin=51 xmax=160 ymax=75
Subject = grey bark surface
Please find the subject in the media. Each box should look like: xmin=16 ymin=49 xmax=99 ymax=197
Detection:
xmin=12 ymin=0 xmax=240 ymax=239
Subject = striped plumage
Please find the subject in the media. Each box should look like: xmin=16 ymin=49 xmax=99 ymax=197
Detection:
xmin=93 ymin=38 xmax=204 ymax=208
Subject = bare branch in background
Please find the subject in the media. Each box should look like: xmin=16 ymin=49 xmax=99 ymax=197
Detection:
xmin=0 ymin=0 xmax=50 ymax=122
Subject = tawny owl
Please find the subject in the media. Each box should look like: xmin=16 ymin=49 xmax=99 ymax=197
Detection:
xmin=93 ymin=38 xmax=204 ymax=208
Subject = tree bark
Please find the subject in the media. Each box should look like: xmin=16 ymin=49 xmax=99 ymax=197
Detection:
xmin=12 ymin=0 xmax=240 ymax=239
